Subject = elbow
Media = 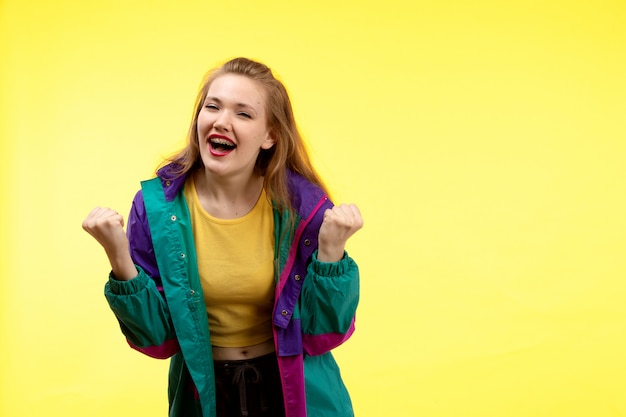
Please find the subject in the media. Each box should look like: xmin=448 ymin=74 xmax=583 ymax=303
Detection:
xmin=127 ymin=337 xmax=180 ymax=359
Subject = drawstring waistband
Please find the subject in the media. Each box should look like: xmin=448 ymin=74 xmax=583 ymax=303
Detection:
xmin=232 ymin=362 xmax=259 ymax=417
xmin=215 ymin=355 xmax=273 ymax=417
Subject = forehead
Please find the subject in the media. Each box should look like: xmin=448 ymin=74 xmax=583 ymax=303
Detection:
xmin=206 ymin=74 xmax=266 ymax=109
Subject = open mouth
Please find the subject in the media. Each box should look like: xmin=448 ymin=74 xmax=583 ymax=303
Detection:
xmin=209 ymin=137 xmax=237 ymax=154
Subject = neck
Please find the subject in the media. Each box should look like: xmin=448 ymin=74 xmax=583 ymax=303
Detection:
xmin=194 ymin=169 xmax=265 ymax=219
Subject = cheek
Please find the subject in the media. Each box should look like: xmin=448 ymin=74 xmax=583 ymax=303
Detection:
xmin=196 ymin=112 xmax=212 ymax=133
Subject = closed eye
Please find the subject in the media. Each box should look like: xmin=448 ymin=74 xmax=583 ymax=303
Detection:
xmin=238 ymin=112 xmax=252 ymax=119
xmin=205 ymin=104 xmax=219 ymax=110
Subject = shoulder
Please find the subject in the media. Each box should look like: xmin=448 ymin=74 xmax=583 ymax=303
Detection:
xmin=140 ymin=162 xmax=189 ymax=203
xmin=129 ymin=162 xmax=189 ymax=217
xmin=286 ymin=171 xmax=333 ymax=220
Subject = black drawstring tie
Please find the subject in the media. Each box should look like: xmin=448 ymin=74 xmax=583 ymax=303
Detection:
xmin=231 ymin=361 xmax=269 ymax=417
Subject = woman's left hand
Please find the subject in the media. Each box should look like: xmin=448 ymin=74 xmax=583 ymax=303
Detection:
xmin=317 ymin=204 xmax=363 ymax=262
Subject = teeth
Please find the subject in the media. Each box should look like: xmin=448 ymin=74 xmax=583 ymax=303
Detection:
xmin=210 ymin=138 xmax=234 ymax=146
xmin=210 ymin=138 xmax=236 ymax=149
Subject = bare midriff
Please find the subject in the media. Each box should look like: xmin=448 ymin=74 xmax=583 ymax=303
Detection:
xmin=211 ymin=339 xmax=275 ymax=361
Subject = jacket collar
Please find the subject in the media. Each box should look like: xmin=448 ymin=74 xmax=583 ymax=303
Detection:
xmin=156 ymin=163 xmax=187 ymax=202
xmin=155 ymin=163 xmax=327 ymax=220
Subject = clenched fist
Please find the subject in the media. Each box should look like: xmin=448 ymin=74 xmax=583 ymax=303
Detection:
xmin=317 ymin=204 xmax=363 ymax=263
xmin=82 ymin=207 xmax=137 ymax=280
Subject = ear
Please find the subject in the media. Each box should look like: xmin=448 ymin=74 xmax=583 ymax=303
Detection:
xmin=261 ymin=133 xmax=276 ymax=150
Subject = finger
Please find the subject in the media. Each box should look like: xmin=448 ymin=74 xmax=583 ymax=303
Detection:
xmin=94 ymin=208 xmax=121 ymax=223
xmin=347 ymin=203 xmax=361 ymax=218
xmin=332 ymin=204 xmax=350 ymax=216
xmin=334 ymin=204 xmax=359 ymax=224
xmin=101 ymin=210 xmax=124 ymax=228
xmin=87 ymin=206 xmax=114 ymax=221
xmin=347 ymin=204 xmax=363 ymax=228
xmin=83 ymin=207 xmax=107 ymax=230
xmin=324 ymin=206 xmax=350 ymax=227
xmin=87 ymin=206 xmax=102 ymax=217
xmin=325 ymin=204 xmax=347 ymax=221
xmin=84 ymin=206 xmax=104 ymax=224
xmin=325 ymin=204 xmax=363 ymax=234
xmin=115 ymin=212 xmax=125 ymax=229
xmin=83 ymin=207 xmax=123 ymax=230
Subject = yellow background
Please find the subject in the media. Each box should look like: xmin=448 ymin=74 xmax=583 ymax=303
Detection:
xmin=2 ymin=0 xmax=625 ymax=416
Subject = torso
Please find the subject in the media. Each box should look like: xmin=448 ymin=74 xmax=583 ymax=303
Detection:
xmin=211 ymin=339 xmax=276 ymax=360
xmin=186 ymin=170 xmax=277 ymax=361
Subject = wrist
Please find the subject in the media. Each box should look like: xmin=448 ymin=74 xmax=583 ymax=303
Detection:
xmin=106 ymin=249 xmax=137 ymax=281
xmin=317 ymin=246 xmax=345 ymax=263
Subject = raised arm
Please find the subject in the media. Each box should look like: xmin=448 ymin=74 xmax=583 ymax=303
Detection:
xmin=301 ymin=203 xmax=363 ymax=356
xmin=82 ymin=206 xmax=138 ymax=280
xmin=82 ymin=196 xmax=179 ymax=359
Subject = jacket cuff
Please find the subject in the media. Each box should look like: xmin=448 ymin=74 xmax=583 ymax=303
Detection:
xmin=311 ymin=251 xmax=352 ymax=277
xmin=107 ymin=267 xmax=147 ymax=295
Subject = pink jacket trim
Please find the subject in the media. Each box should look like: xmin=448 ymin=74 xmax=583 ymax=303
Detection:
xmin=127 ymin=337 xmax=180 ymax=359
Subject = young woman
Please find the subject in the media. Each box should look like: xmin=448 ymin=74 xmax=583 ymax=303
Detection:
xmin=83 ymin=57 xmax=363 ymax=417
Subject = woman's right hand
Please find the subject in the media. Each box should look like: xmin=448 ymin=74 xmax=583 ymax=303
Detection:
xmin=82 ymin=207 xmax=137 ymax=281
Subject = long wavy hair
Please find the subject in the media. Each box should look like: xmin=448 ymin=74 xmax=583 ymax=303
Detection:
xmin=164 ymin=57 xmax=330 ymax=213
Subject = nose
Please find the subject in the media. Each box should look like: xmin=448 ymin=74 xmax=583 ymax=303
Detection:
xmin=214 ymin=111 xmax=230 ymax=131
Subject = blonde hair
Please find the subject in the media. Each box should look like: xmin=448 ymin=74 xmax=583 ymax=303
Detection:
xmin=165 ymin=57 xmax=329 ymax=212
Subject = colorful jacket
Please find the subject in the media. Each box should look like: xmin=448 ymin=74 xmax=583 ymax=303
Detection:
xmin=104 ymin=163 xmax=360 ymax=417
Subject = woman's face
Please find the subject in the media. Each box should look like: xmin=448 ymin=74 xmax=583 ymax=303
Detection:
xmin=196 ymin=74 xmax=275 ymax=179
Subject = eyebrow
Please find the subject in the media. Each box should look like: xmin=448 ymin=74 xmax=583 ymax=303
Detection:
xmin=205 ymin=96 xmax=259 ymax=114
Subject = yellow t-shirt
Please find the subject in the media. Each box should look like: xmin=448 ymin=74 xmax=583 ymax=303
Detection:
xmin=184 ymin=177 xmax=275 ymax=347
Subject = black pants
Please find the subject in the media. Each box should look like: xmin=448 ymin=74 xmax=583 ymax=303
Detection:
xmin=213 ymin=353 xmax=286 ymax=417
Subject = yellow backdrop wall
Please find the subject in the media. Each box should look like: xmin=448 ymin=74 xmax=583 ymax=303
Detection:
xmin=1 ymin=1 xmax=625 ymax=416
